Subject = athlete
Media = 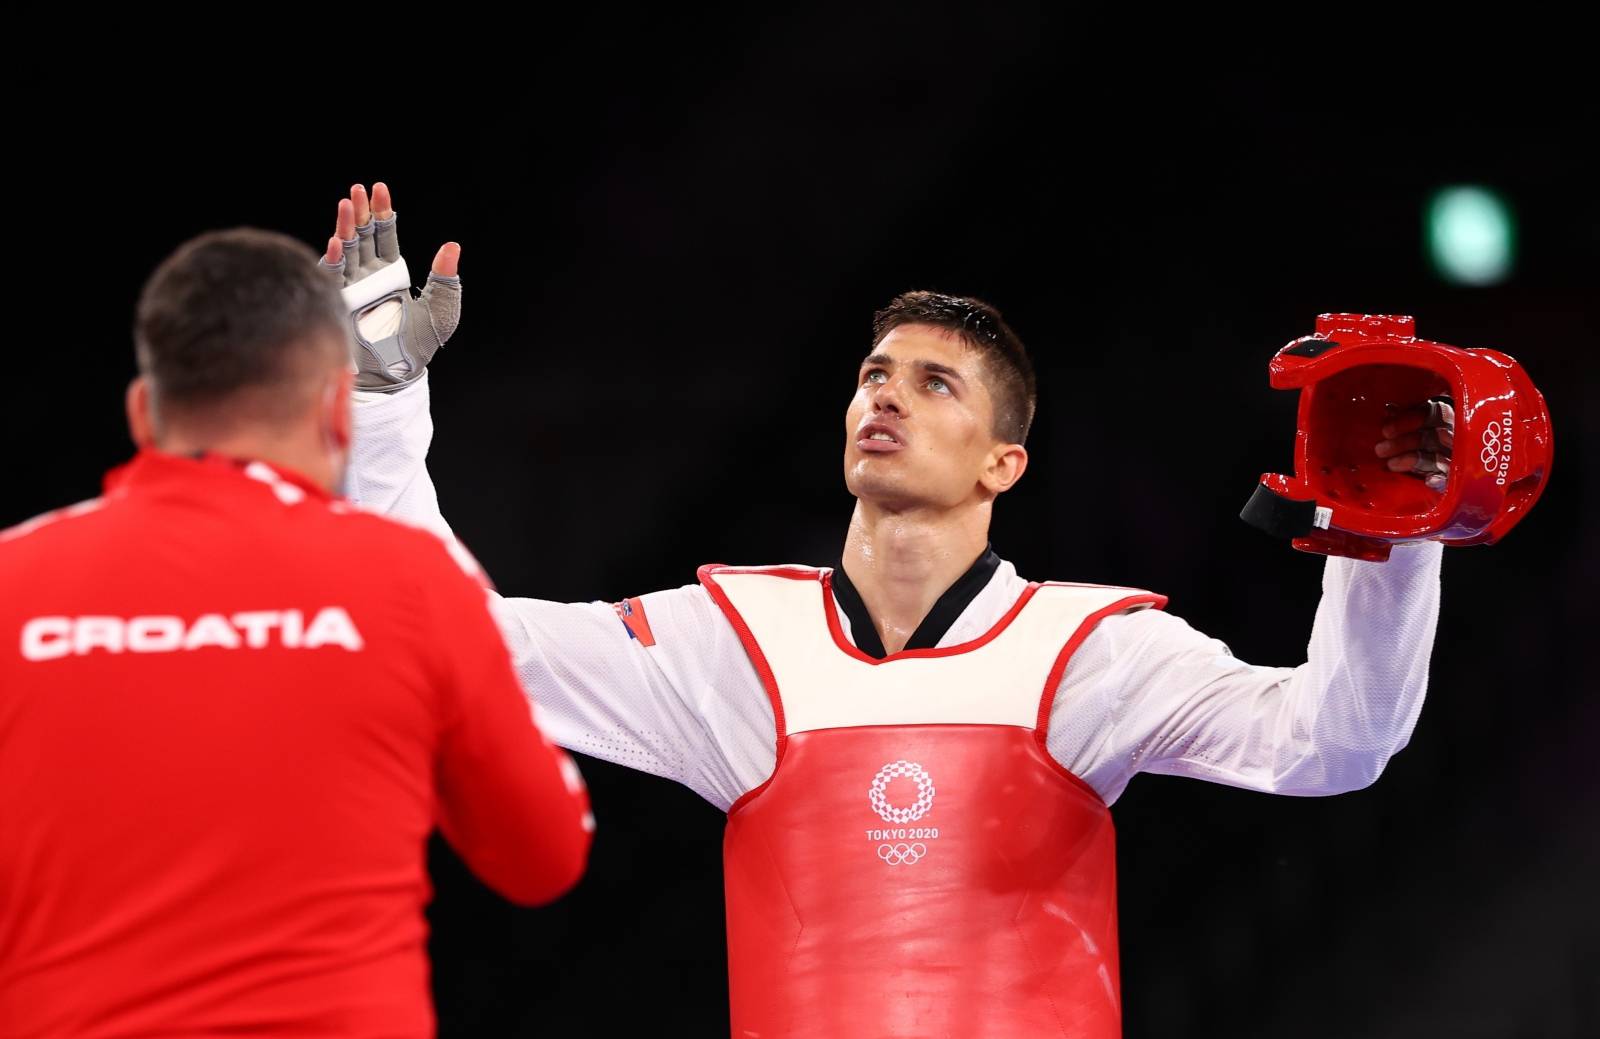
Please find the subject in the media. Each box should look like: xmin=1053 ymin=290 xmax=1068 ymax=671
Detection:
xmin=329 ymin=183 xmax=1448 ymax=1038
xmin=0 ymin=228 xmax=593 ymax=1038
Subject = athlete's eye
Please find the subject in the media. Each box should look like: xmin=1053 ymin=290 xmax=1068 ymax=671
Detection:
xmin=864 ymin=369 xmax=888 ymax=385
xmin=926 ymin=377 xmax=951 ymax=395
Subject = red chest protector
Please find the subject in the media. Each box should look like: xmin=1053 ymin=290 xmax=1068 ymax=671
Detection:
xmin=699 ymin=565 xmax=1166 ymax=1039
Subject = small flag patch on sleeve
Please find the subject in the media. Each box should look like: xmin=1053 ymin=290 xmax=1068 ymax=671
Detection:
xmin=612 ymin=596 xmax=657 ymax=647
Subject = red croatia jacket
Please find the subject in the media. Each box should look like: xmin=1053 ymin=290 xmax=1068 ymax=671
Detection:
xmin=0 ymin=450 xmax=592 ymax=1038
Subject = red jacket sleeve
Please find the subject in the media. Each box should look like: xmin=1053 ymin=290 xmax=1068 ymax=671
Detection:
xmin=423 ymin=542 xmax=593 ymax=906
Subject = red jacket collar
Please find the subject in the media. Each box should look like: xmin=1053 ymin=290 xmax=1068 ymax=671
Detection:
xmin=104 ymin=449 xmax=333 ymax=504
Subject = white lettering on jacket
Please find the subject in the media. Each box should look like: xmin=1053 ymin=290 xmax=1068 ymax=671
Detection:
xmin=19 ymin=608 xmax=364 ymax=661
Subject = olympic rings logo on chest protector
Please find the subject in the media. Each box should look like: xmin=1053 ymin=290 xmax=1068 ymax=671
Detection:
xmin=877 ymin=842 xmax=928 ymax=866
xmin=869 ymin=760 xmax=935 ymax=824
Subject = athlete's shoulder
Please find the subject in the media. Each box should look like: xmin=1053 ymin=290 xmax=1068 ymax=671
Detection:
xmin=696 ymin=562 xmax=828 ymax=585
xmin=1007 ymin=560 xmax=1167 ymax=615
xmin=1033 ymin=577 xmax=1165 ymax=599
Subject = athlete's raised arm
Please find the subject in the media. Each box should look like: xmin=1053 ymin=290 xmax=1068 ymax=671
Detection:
xmin=1050 ymin=403 xmax=1454 ymax=803
xmin=324 ymin=183 xmax=773 ymax=812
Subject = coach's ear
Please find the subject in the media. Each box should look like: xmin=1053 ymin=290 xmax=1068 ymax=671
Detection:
xmin=126 ymin=377 xmax=156 ymax=449
xmin=322 ymin=367 xmax=355 ymax=455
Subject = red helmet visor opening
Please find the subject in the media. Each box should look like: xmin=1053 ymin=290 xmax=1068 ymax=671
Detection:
xmin=1300 ymin=364 xmax=1452 ymax=529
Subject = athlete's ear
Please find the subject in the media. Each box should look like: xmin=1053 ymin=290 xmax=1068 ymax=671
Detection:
xmin=126 ymin=377 xmax=156 ymax=449
xmin=980 ymin=442 xmax=1028 ymax=496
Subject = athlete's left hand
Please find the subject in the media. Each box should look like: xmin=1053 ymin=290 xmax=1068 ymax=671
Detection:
xmin=1375 ymin=399 xmax=1454 ymax=493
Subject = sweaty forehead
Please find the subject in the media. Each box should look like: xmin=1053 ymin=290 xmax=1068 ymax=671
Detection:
xmin=863 ymin=325 xmax=978 ymax=369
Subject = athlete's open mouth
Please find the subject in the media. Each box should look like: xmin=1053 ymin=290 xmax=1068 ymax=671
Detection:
xmin=856 ymin=422 xmax=905 ymax=452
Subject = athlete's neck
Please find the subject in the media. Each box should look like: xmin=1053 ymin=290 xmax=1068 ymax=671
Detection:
xmin=840 ymin=498 xmax=991 ymax=655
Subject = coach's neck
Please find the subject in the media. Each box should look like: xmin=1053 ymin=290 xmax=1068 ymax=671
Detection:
xmin=126 ymin=375 xmax=351 ymax=495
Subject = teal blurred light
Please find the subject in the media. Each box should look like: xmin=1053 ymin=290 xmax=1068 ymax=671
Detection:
xmin=1426 ymin=186 xmax=1515 ymax=286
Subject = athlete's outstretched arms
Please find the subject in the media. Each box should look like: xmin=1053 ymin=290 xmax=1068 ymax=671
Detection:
xmin=1051 ymin=406 xmax=1453 ymax=804
xmin=327 ymin=184 xmax=772 ymax=812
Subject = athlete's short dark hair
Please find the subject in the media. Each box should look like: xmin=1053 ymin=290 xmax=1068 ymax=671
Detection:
xmin=871 ymin=291 xmax=1037 ymax=444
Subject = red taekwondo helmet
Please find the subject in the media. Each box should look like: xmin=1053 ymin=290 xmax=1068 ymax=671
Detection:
xmin=1241 ymin=313 xmax=1553 ymax=562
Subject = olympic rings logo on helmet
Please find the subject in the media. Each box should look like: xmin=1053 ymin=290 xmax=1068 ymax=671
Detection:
xmin=1481 ymin=421 xmax=1505 ymax=473
xmin=877 ymin=842 xmax=927 ymax=866
xmin=869 ymin=760 xmax=935 ymax=824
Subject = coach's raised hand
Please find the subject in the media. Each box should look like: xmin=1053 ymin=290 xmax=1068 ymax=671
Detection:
xmin=320 ymin=183 xmax=462 ymax=392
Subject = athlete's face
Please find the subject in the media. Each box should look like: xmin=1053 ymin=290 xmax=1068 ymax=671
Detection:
xmin=843 ymin=324 xmax=1027 ymax=510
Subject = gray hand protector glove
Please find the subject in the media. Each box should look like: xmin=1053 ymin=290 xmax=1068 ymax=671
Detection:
xmin=319 ymin=211 xmax=460 ymax=392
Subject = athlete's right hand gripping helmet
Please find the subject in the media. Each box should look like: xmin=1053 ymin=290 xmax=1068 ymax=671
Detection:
xmin=1241 ymin=314 xmax=1553 ymax=562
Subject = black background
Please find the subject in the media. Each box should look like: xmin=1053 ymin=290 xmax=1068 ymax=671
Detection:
xmin=8 ymin=21 xmax=1597 ymax=1038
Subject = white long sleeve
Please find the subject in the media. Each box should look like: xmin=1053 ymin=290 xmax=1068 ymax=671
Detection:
xmin=1046 ymin=544 xmax=1442 ymax=804
xmin=347 ymin=377 xmax=458 ymax=543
